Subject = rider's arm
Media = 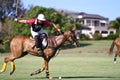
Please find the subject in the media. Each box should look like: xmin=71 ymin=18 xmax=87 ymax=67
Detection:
xmin=17 ymin=20 xmax=27 ymax=23
xmin=52 ymin=23 xmax=61 ymax=32
xmin=15 ymin=18 xmax=35 ymax=25
xmin=43 ymin=21 xmax=61 ymax=31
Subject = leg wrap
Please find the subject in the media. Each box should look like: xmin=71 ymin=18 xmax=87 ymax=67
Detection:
xmin=0 ymin=62 xmax=7 ymax=72
xmin=46 ymin=70 xmax=50 ymax=78
xmin=10 ymin=61 xmax=15 ymax=71
xmin=30 ymin=68 xmax=45 ymax=76
xmin=10 ymin=61 xmax=15 ymax=75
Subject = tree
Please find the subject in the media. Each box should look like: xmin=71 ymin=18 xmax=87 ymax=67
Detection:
xmin=12 ymin=6 xmax=69 ymax=36
xmin=0 ymin=0 xmax=25 ymax=21
xmin=12 ymin=6 xmax=83 ymax=37
xmin=0 ymin=0 xmax=26 ymax=37
xmin=109 ymin=17 xmax=120 ymax=36
xmin=0 ymin=0 xmax=26 ymax=53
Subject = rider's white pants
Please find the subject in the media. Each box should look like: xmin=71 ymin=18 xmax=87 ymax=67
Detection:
xmin=30 ymin=27 xmax=48 ymax=38
xmin=30 ymin=27 xmax=48 ymax=47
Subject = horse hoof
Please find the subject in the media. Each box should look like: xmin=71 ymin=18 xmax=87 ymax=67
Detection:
xmin=30 ymin=72 xmax=37 ymax=76
xmin=10 ymin=71 xmax=14 ymax=75
xmin=0 ymin=70 xmax=3 ymax=73
xmin=30 ymin=73 xmax=34 ymax=76
xmin=48 ymin=76 xmax=52 ymax=80
xmin=46 ymin=75 xmax=52 ymax=80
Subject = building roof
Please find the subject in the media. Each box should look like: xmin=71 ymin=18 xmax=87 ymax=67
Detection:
xmin=78 ymin=12 xmax=108 ymax=20
xmin=56 ymin=9 xmax=109 ymax=20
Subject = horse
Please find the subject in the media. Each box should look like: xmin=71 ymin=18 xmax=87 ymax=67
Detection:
xmin=109 ymin=37 xmax=120 ymax=63
xmin=0 ymin=30 xmax=79 ymax=79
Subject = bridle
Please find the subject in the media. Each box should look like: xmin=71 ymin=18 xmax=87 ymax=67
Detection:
xmin=65 ymin=30 xmax=78 ymax=44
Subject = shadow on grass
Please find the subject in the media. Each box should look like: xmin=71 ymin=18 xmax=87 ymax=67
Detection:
xmin=31 ymin=75 xmax=120 ymax=79
xmin=61 ymin=76 xmax=120 ymax=79
xmin=61 ymin=42 xmax=92 ymax=50
xmin=79 ymin=43 xmax=92 ymax=47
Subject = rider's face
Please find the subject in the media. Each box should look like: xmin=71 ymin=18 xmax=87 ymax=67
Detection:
xmin=37 ymin=19 xmax=42 ymax=24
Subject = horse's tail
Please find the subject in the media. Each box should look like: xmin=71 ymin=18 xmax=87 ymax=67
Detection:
xmin=109 ymin=41 xmax=115 ymax=54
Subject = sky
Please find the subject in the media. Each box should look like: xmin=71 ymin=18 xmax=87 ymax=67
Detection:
xmin=22 ymin=0 xmax=120 ymax=21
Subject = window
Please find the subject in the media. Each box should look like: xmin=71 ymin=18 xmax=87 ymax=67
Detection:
xmin=110 ymin=31 xmax=114 ymax=34
xmin=95 ymin=31 xmax=99 ymax=34
xmin=101 ymin=31 xmax=108 ymax=34
xmin=101 ymin=23 xmax=105 ymax=26
xmin=86 ymin=20 xmax=91 ymax=26
xmin=92 ymin=21 xmax=99 ymax=27
xmin=94 ymin=21 xmax=99 ymax=26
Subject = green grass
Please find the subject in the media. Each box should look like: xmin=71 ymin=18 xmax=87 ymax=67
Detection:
xmin=0 ymin=40 xmax=120 ymax=80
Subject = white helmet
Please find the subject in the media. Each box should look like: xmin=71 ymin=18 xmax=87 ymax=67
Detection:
xmin=37 ymin=14 xmax=46 ymax=21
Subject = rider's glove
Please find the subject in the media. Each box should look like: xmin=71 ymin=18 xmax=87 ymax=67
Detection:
xmin=58 ymin=29 xmax=63 ymax=34
xmin=14 ymin=18 xmax=18 ymax=22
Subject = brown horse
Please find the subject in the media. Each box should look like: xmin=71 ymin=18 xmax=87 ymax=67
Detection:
xmin=109 ymin=37 xmax=120 ymax=63
xmin=0 ymin=30 xmax=79 ymax=79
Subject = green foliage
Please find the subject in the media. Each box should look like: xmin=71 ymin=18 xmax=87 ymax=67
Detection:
xmin=1 ymin=5 xmax=83 ymax=53
xmin=0 ymin=0 xmax=25 ymax=21
xmin=0 ymin=46 xmax=5 ymax=53
xmin=0 ymin=43 xmax=10 ymax=53
xmin=93 ymin=33 xmax=102 ymax=40
xmin=79 ymin=34 xmax=88 ymax=40
xmin=11 ymin=6 xmax=81 ymax=36
xmin=107 ymin=33 xmax=119 ymax=40
xmin=109 ymin=17 xmax=120 ymax=34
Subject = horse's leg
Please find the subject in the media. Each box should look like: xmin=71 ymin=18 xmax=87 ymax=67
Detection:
xmin=44 ymin=59 xmax=51 ymax=79
xmin=30 ymin=58 xmax=52 ymax=79
xmin=114 ymin=53 xmax=117 ymax=63
xmin=30 ymin=61 xmax=46 ymax=76
xmin=0 ymin=62 xmax=7 ymax=73
xmin=114 ymin=50 xmax=119 ymax=63
xmin=10 ymin=61 xmax=15 ymax=75
xmin=0 ymin=54 xmax=16 ymax=75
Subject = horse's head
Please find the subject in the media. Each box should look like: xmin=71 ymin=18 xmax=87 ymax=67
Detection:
xmin=64 ymin=30 xmax=80 ymax=47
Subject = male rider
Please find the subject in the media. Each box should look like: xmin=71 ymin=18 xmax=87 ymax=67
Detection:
xmin=14 ymin=14 xmax=62 ymax=56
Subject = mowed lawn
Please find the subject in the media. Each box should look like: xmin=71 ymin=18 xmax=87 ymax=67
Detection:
xmin=0 ymin=40 xmax=120 ymax=80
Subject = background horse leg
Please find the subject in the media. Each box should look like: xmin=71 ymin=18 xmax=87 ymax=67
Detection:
xmin=0 ymin=54 xmax=16 ymax=75
xmin=114 ymin=49 xmax=120 ymax=63
xmin=114 ymin=53 xmax=117 ymax=63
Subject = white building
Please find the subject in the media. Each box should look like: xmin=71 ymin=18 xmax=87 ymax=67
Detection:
xmin=77 ymin=12 xmax=116 ymax=39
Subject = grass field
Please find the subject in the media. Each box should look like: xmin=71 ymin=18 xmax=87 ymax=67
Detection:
xmin=0 ymin=40 xmax=120 ymax=80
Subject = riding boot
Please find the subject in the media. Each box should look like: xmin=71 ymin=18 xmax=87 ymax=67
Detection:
xmin=38 ymin=33 xmax=47 ymax=56
xmin=34 ymin=35 xmax=44 ymax=57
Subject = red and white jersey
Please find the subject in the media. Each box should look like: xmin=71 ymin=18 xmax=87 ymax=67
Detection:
xmin=25 ymin=18 xmax=52 ymax=26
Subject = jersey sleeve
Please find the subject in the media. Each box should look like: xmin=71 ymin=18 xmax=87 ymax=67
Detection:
xmin=26 ymin=19 xmax=35 ymax=25
xmin=43 ymin=20 xmax=52 ymax=26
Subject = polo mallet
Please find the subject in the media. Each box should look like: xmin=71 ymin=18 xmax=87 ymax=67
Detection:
xmin=15 ymin=0 xmax=19 ymax=18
